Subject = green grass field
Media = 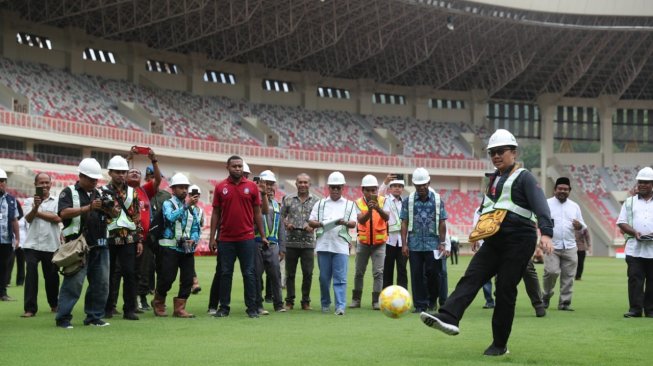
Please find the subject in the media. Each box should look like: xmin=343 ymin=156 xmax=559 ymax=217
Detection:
xmin=1 ymin=255 xmax=652 ymax=366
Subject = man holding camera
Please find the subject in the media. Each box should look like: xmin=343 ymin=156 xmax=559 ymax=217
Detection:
xmin=104 ymin=155 xmax=143 ymax=321
xmin=151 ymin=173 xmax=200 ymax=318
xmin=351 ymin=174 xmax=390 ymax=310
xmin=56 ymin=158 xmax=115 ymax=328
xmin=21 ymin=173 xmax=61 ymax=317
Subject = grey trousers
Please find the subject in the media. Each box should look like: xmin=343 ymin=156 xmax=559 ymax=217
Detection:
xmin=543 ymin=247 xmax=578 ymax=306
xmin=353 ymin=243 xmax=385 ymax=294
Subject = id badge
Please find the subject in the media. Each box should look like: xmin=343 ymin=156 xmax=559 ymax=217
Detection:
xmin=97 ymin=238 xmax=107 ymax=247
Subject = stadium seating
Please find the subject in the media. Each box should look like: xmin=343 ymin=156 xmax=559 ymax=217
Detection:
xmin=0 ymin=57 xmax=138 ymax=129
xmin=364 ymin=115 xmax=470 ymax=158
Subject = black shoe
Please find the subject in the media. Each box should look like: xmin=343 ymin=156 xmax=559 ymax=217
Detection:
xmin=123 ymin=312 xmax=140 ymax=320
xmin=247 ymin=311 xmax=259 ymax=318
xmin=558 ymin=304 xmax=574 ymax=311
xmin=483 ymin=344 xmax=509 ymax=356
xmin=483 ymin=302 xmax=495 ymax=309
xmin=419 ymin=312 xmax=460 ymax=335
xmin=542 ymin=298 xmax=550 ymax=309
xmin=213 ymin=309 xmax=229 ymax=318
xmin=84 ymin=319 xmax=110 ymax=327
xmin=535 ymin=306 xmax=546 ymax=317
xmin=624 ymin=311 xmax=643 ymax=318
xmin=139 ymin=295 xmax=151 ymax=311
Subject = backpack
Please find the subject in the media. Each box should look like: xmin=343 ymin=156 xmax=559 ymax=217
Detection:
xmin=148 ymin=189 xmax=172 ymax=245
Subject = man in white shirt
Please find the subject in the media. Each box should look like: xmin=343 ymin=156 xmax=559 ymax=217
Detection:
xmin=379 ymin=174 xmax=407 ymax=290
xmin=22 ymin=173 xmax=61 ymax=317
xmin=308 ymin=172 xmax=357 ymax=316
xmin=544 ymin=177 xmax=586 ymax=311
xmin=617 ymin=167 xmax=653 ymax=318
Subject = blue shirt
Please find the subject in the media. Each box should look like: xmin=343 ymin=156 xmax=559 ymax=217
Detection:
xmin=400 ymin=191 xmax=447 ymax=251
xmin=0 ymin=194 xmax=17 ymax=244
xmin=162 ymin=196 xmax=201 ymax=252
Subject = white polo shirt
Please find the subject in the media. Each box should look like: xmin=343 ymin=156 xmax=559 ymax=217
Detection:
xmin=310 ymin=197 xmax=356 ymax=255
xmin=617 ymin=194 xmax=653 ymax=258
xmin=547 ymin=197 xmax=586 ymax=250
xmin=23 ymin=196 xmax=61 ymax=253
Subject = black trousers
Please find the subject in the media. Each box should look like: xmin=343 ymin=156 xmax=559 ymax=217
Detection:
xmin=208 ymin=254 xmax=222 ymax=309
xmin=0 ymin=244 xmax=13 ymax=297
xmin=427 ymin=258 xmax=447 ymax=308
xmin=576 ymin=250 xmax=587 ymax=280
xmin=136 ymin=241 xmax=155 ymax=296
xmin=23 ymin=249 xmax=59 ymax=313
xmin=408 ymin=251 xmax=436 ymax=310
xmin=156 ymin=247 xmax=195 ymax=299
xmin=284 ymin=247 xmax=314 ymax=306
xmin=450 ymin=244 xmax=459 ymax=265
xmin=439 ymin=227 xmax=537 ymax=348
xmin=625 ymin=255 xmax=653 ymax=314
xmin=218 ymin=240 xmax=257 ymax=314
xmin=106 ymin=244 xmax=137 ymax=314
xmin=522 ymin=259 xmax=544 ymax=309
xmin=7 ymin=247 xmax=25 ymax=285
xmin=383 ymin=244 xmax=408 ymax=289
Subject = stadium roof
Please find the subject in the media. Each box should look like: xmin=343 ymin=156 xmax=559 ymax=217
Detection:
xmin=3 ymin=0 xmax=653 ymax=101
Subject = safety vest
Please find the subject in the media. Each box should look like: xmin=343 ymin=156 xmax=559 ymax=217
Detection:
xmin=159 ymin=199 xmax=196 ymax=247
xmin=407 ymin=191 xmax=441 ymax=233
xmin=387 ymin=196 xmax=402 ymax=233
xmin=62 ymin=185 xmax=81 ymax=237
xmin=355 ymin=196 xmax=388 ymax=245
xmin=106 ymin=185 xmax=136 ymax=232
xmin=256 ymin=199 xmax=281 ymax=244
xmin=480 ymin=168 xmax=536 ymax=222
xmin=316 ymin=198 xmax=354 ymax=244
xmin=624 ymin=195 xmax=637 ymax=241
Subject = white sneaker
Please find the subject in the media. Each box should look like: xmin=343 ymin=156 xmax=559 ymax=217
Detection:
xmin=334 ymin=309 xmax=345 ymax=316
xmin=207 ymin=308 xmax=217 ymax=315
xmin=420 ymin=312 xmax=459 ymax=335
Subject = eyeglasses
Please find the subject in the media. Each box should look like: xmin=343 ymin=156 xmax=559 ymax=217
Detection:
xmin=329 ymin=186 xmax=343 ymax=190
xmin=488 ymin=147 xmax=513 ymax=157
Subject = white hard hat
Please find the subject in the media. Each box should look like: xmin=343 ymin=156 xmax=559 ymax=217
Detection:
xmin=0 ymin=169 xmax=7 ymax=179
xmin=169 ymin=173 xmax=190 ymax=187
xmin=243 ymin=161 xmax=251 ymax=174
xmin=189 ymin=185 xmax=202 ymax=194
xmin=259 ymin=170 xmax=276 ymax=182
xmin=107 ymin=155 xmax=129 ymax=171
xmin=389 ymin=179 xmax=405 ymax=186
xmin=412 ymin=167 xmax=430 ymax=185
xmin=78 ymin=158 xmax=103 ymax=179
xmin=361 ymin=174 xmax=378 ymax=187
xmin=635 ymin=167 xmax=653 ymax=181
xmin=327 ymin=171 xmax=346 ymax=185
xmin=487 ymin=129 xmax=518 ymax=150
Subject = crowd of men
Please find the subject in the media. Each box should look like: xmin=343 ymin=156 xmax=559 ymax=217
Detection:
xmin=1 ymin=130 xmax=652 ymax=355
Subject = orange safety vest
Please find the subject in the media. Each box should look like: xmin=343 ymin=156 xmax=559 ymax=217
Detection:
xmin=355 ymin=196 xmax=388 ymax=245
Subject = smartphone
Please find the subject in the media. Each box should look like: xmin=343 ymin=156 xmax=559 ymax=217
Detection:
xmin=35 ymin=186 xmax=44 ymax=198
xmin=132 ymin=146 xmax=150 ymax=155
xmin=370 ymin=194 xmax=378 ymax=202
xmin=253 ymin=176 xmax=261 ymax=183
xmin=190 ymin=189 xmax=200 ymax=196
xmin=394 ymin=173 xmax=405 ymax=181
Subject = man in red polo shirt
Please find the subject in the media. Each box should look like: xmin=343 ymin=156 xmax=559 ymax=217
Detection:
xmin=210 ymin=155 xmax=268 ymax=318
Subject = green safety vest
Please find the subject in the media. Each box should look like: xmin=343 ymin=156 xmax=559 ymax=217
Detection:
xmin=106 ymin=185 xmax=136 ymax=232
xmin=407 ymin=191 xmax=441 ymax=233
xmin=316 ymin=198 xmax=354 ymax=244
xmin=480 ymin=168 xmax=536 ymax=222
xmin=159 ymin=199 xmax=196 ymax=247
xmin=387 ymin=196 xmax=402 ymax=233
xmin=624 ymin=196 xmax=636 ymax=241
xmin=256 ymin=199 xmax=281 ymax=244
xmin=62 ymin=185 xmax=81 ymax=237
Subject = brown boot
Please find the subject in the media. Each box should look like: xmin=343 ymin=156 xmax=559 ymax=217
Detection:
xmin=191 ymin=277 xmax=201 ymax=294
xmin=173 ymin=297 xmax=195 ymax=318
xmin=151 ymin=292 xmax=168 ymax=317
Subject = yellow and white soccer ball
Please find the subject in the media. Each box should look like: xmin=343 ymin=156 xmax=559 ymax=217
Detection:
xmin=379 ymin=285 xmax=412 ymax=319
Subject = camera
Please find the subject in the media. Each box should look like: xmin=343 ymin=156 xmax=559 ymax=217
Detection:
xmin=190 ymin=188 xmax=200 ymax=196
xmin=177 ymin=237 xmax=195 ymax=253
xmin=100 ymin=188 xmax=115 ymax=209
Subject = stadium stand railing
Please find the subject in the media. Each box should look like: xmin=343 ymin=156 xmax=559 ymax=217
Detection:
xmin=0 ymin=110 xmax=494 ymax=171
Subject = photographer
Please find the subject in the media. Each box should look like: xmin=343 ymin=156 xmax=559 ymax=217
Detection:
xmin=151 ymin=173 xmax=200 ymax=318
xmin=55 ymin=158 xmax=117 ymax=329
xmin=103 ymin=155 xmax=144 ymax=321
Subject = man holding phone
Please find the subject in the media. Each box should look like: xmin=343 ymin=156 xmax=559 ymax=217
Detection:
xmin=21 ymin=173 xmax=61 ymax=317
xmin=351 ymin=174 xmax=390 ymax=310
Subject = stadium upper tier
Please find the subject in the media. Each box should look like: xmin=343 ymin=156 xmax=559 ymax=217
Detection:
xmin=0 ymin=57 xmax=477 ymax=159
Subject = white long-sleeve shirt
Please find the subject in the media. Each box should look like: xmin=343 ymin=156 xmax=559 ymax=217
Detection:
xmin=616 ymin=194 xmax=653 ymax=258
xmin=547 ymin=197 xmax=586 ymax=250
